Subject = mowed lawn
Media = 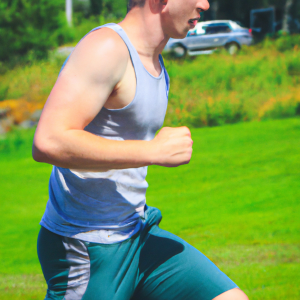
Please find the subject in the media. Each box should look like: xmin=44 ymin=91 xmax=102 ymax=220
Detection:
xmin=0 ymin=118 xmax=299 ymax=299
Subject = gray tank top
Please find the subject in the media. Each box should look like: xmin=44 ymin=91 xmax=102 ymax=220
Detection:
xmin=40 ymin=23 xmax=169 ymax=243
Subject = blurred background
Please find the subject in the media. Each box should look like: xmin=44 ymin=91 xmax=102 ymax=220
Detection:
xmin=0 ymin=0 xmax=299 ymax=299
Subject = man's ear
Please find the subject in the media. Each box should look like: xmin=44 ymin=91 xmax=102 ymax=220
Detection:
xmin=150 ymin=0 xmax=168 ymax=12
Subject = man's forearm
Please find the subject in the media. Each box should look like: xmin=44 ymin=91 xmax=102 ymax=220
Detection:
xmin=33 ymin=129 xmax=155 ymax=171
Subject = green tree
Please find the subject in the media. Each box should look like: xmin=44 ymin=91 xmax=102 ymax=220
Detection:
xmin=89 ymin=0 xmax=127 ymax=18
xmin=0 ymin=0 xmax=72 ymax=62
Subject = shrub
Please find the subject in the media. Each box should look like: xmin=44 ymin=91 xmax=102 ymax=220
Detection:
xmin=259 ymin=97 xmax=300 ymax=120
xmin=287 ymin=57 xmax=300 ymax=76
xmin=163 ymin=45 xmax=300 ymax=127
xmin=89 ymin=0 xmax=128 ymax=19
xmin=0 ymin=0 xmax=73 ymax=62
xmin=275 ymin=34 xmax=300 ymax=52
xmin=0 ymin=85 xmax=9 ymax=101
xmin=1 ymin=35 xmax=300 ymax=130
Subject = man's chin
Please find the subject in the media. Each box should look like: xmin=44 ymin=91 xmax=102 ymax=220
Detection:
xmin=171 ymin=30 xmax=189 ymax=39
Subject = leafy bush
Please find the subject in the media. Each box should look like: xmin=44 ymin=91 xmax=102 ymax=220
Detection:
xmin=0 ymin=84 xmax=9 ymax=101
xmin=69 ymin=14 xmax=124 ymax=44
xmin=0 ymin=0 xmax=74 ymax=62
xmin=275 ymin=34 xmax=300 ymax=52
xmin=0 ymin=55 xmax=66 ymax=102
xmin=89 ymin=0 xmax=128 ymax=18
xmin=287 ymin=57 xmax=300 ymax=76
xmin=258 ymin=95 xmax=300 ymax=121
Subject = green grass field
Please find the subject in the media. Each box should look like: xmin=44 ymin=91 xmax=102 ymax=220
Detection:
xmin=0 ymin=118 xmax=300 ymax=299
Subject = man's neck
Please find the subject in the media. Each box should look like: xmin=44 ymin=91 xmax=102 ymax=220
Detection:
xmin=119 ymin=6 xmax=169 ymax=62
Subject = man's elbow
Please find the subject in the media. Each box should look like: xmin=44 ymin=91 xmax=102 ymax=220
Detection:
xmin=32 ymin=136 xmax=56 ymax=164
xmin=32 ymin=143 xmax=46 ymax=163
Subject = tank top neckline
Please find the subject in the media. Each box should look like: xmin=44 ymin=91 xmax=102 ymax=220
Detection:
xmin=108 ymin=23 xmax=164 ymax=80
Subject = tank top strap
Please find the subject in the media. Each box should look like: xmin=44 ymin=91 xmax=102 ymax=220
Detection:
xmin=59 ymin=23 xmax=143 ymax=76
xmin=102 ymin=24 xmax=141 ymax=61
xmin=101 ymin=23 xmax=145 ymax=76
xmin=159 ymin=54 xmax=170 ymax=100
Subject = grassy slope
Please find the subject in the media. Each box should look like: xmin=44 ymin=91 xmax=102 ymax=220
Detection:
xmin=164 ymin=47 xmax=300 ymax=127
xmin=1 ymin=43 xmax=299 ymax=128
xmin=0 ymin=118 xmax=300 ymax=299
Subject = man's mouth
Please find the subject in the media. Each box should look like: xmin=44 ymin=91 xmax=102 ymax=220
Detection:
xmin=188 ymin=18 xmax=200 ymax=26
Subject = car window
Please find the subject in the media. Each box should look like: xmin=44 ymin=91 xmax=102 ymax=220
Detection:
xmin=230 ymin=21 xmax=243 ymax=29
xmin=205 ymin=25 xmax=231 ymax=35
xmin=196 ymin=24 xmax=207 ymax=35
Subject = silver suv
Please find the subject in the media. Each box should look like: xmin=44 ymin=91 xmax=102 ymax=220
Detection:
xmin=164 ymin=20 xmax=253 ymax=57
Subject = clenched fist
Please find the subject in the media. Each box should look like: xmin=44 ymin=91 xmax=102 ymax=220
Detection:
xmin=150 ymin=126 xmax=193 ymax=167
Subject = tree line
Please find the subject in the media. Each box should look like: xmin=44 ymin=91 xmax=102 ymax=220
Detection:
xmin=0 ymin=0 xmax=299 ymax=63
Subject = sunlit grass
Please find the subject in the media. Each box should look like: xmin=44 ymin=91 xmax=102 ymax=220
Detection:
xmin=0 ymin=118 xmax=299 ymax=299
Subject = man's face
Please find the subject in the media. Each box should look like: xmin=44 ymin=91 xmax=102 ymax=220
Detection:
xmin=161 ymin=0 xmax=210 ymax=39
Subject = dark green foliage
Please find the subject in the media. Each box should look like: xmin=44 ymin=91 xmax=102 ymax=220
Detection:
xmin=275 ymin=34 xmax=300 ymax=52
xmin=0 ymin=84 xmax=9 ymax=101
xmin=296 ymin=103 xmax=300 ymax=115
xmin=287 ymin=57 xmax=300 ymax=76
xmin=261 ymin=101 xmax=298 ymax=120
xmin=0 ymin=0 xmax=74 ymax=62
xmin=0 ymin=0 xmax=128 ymax=63
xmin=89 ymin=0 xmax=127 ymax=18
xmin=90 ymin=0 xmax=102 ymax=15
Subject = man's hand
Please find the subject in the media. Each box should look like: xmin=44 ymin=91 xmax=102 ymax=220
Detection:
xmin=151 ymin=126 xmax=193 ymax=167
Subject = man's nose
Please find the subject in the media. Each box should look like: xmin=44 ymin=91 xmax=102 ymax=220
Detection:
xmin=197 ymin=0 xmax=210 ymax=12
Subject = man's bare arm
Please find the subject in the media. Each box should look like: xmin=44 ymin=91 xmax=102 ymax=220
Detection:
xmin=33 ymin=28 xmax=193 ymax=171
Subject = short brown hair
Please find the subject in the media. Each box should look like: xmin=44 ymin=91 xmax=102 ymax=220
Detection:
xmin=128 ymin=0 xmax=146 ymax=10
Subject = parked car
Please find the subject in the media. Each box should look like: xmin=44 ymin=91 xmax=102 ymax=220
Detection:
xmin=164 ymin=20 xmax=253 ymax=57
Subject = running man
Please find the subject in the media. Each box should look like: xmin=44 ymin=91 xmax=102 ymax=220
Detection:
xmin=33 ymin=0 xmax=249 ymax=299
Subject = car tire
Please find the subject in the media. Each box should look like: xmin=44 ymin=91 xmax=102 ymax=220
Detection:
xmin=226 ymin=42 xmax=240 ymax=55
xmin=171 ymin=44 xmax=187 ymax=58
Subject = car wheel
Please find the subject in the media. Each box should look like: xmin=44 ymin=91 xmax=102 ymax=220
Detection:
xmin=171 ymin=45 xmax=187 ymax=58
xmin=226 ymin=43 xmax=240 ymax=55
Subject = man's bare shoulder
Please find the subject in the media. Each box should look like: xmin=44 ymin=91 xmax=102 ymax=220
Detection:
xmin=62 ymin=27 xmax=130 ymax=80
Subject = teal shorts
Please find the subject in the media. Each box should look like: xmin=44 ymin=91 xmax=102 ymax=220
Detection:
xmin=37 ymin=206 xmax=238 ymax=300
